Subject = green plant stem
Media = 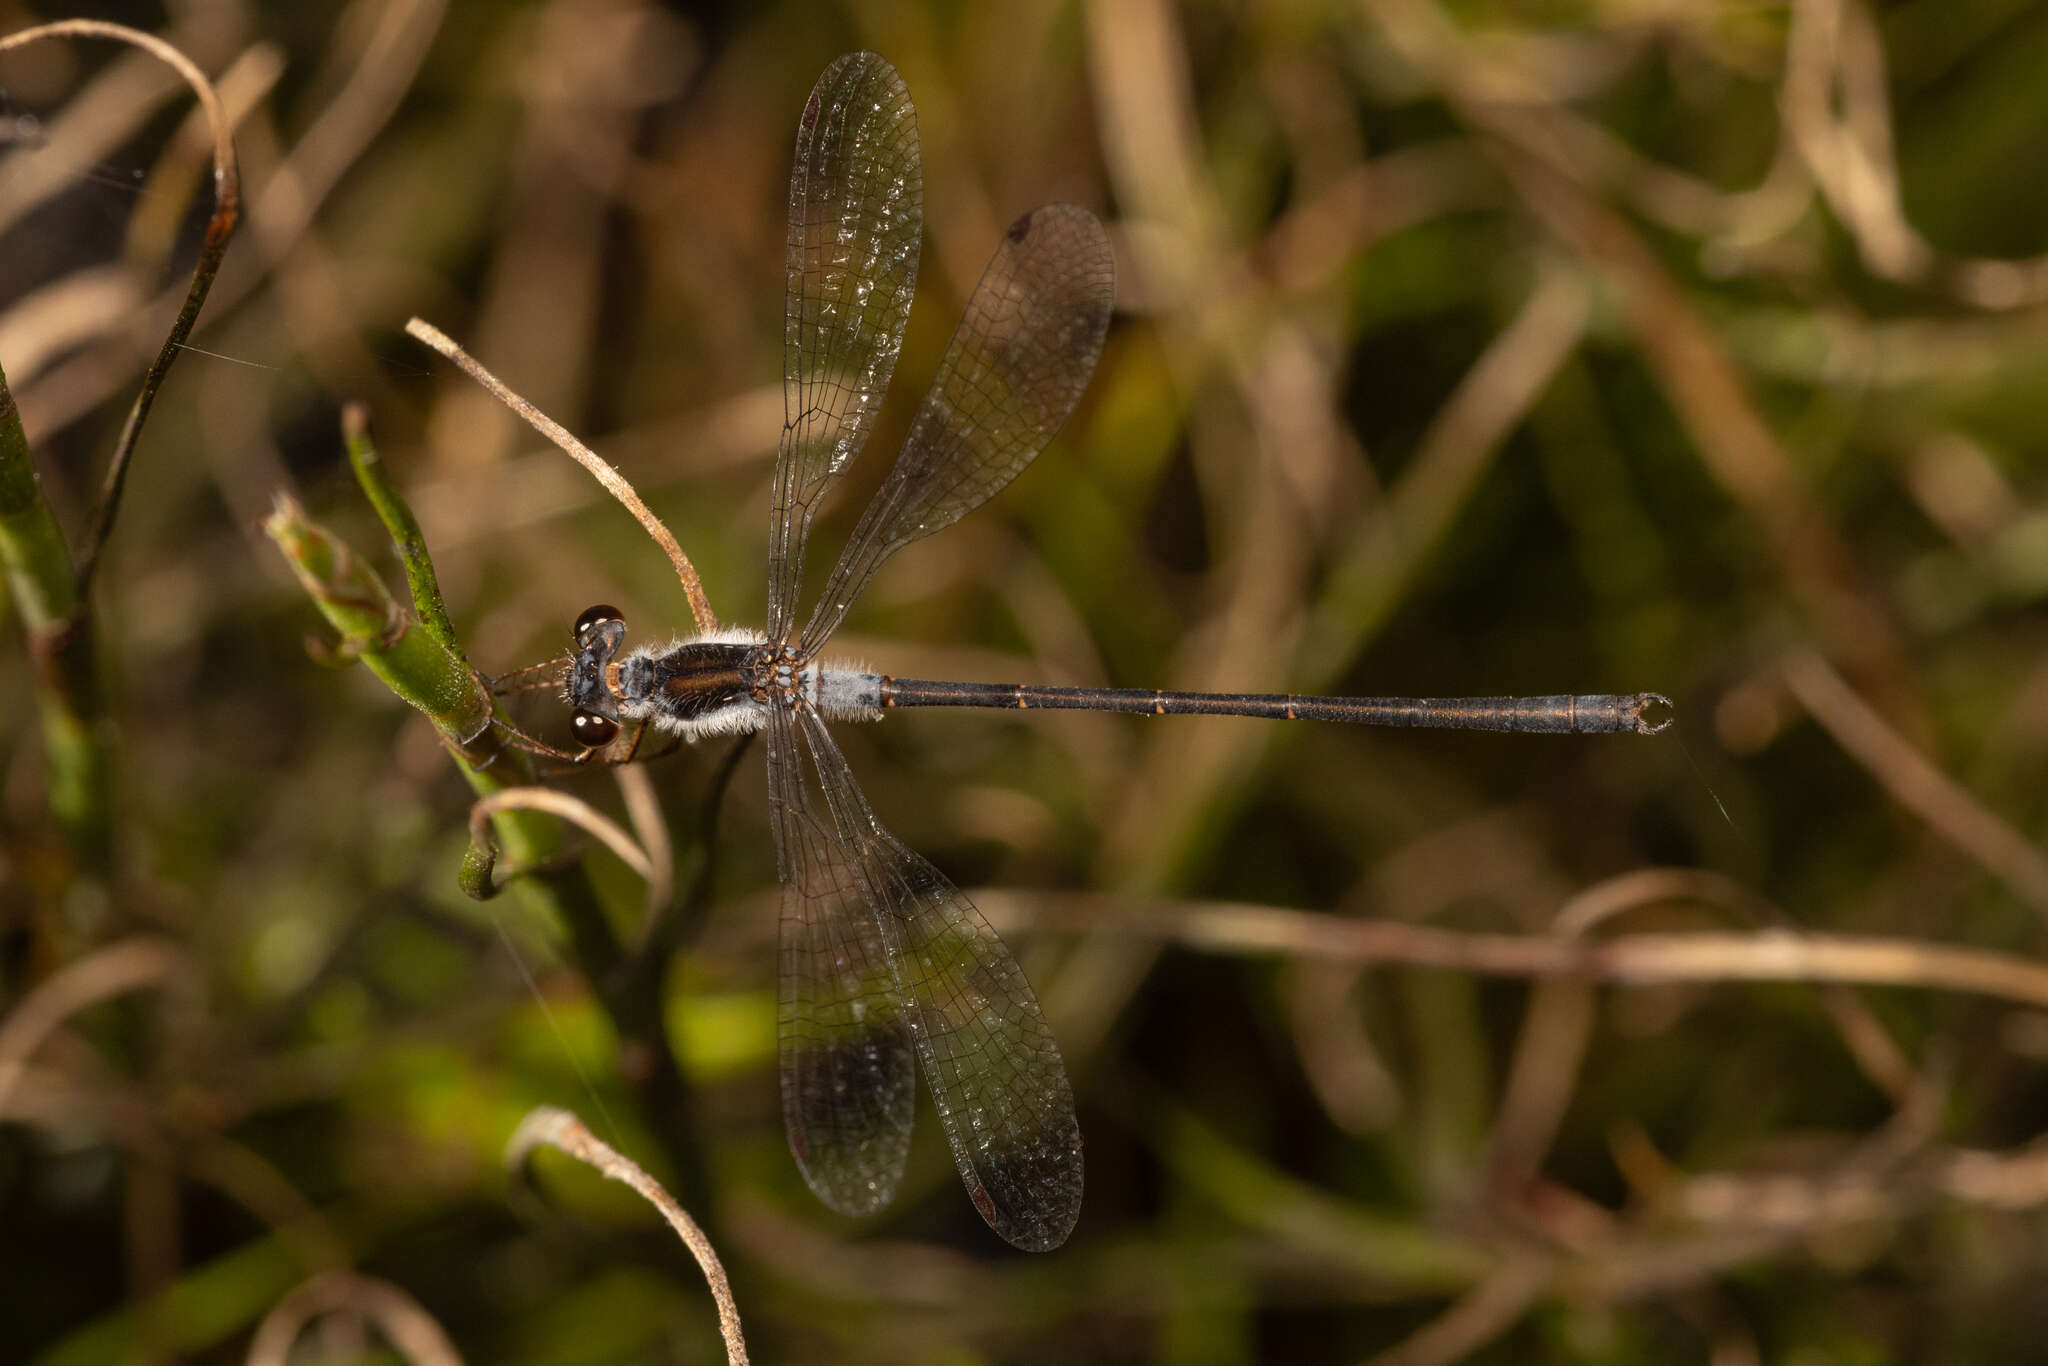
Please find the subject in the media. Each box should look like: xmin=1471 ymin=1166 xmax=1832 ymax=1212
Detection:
xmin=0 ymin=20 xmax=245 ymax=871
xmin=265 ymin=478 xmax=715 ymax=1225
xmin=0 ymin=369 xmax=73 ymax=628
xmin=265 ymin=496 xmax=491 ymax=731
xmin=0 ymin=358 xmax=110 ymax=866
xmin=341 ymin=401 xmax=462 ymax=657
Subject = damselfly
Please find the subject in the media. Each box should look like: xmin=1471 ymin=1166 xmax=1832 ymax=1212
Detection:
xmin=550 ymin=53 xmax=1668 ymax=1252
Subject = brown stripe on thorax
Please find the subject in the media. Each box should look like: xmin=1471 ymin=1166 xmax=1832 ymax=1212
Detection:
xmin=662 ymin=664 xmax=748 ymax=699
xmin=644 ymin=642 xmax=757 ymax=720
xmin=664 ymin=667 xmax=748 ymax=694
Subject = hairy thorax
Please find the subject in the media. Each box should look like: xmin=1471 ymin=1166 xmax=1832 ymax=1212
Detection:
xmin=586 ymin=628 xmax=881 ymax=740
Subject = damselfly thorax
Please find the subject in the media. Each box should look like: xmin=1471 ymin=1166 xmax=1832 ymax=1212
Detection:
xmin=564 ymin=604 xmax=879 ymax=747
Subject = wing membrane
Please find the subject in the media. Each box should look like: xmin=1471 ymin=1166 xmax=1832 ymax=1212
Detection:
xmin=801 ymin=203 xmax=1114 ymax=652
xmin=795 ymin=706 xmax=1082 ymax=1251
xmin=767 ymin=703 xmax=917 ymax=1215
xmin=768 ymin=52 xmax=924 ymax=643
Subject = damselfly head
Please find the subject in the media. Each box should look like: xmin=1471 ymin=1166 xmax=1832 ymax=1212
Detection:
xmin=566 ymin=604 xmax=629 ymax=748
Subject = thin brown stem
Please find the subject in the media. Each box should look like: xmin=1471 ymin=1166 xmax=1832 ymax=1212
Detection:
xmin=507 ymin=1107 xmax=746 ymax=1365
xmin=467 ymin=788 xmax=655 ymax=886
xmin=247 ymin=1272 xmax=465 ymax=1366
xmin=0 ymin=19 xmax=243 ymax=599
xmin=973 ymin=886 xmax=2048 ymax=1010
xmin=404 ymin=317 xmax=716 ymax=633
xmin=1780 ymin=645 xmax=2048 ymax=922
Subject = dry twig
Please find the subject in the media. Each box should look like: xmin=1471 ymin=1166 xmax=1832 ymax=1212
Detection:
xmin=1780 ymin=645 xmax=2048 ymax=921
xmin=246 ymin=1271 xmax=464 ymax=1366
xmin=975 ymin=883 xmax=2048 ymax=1011
xmin=507 ymin=1106 xmax=747 ymax=1365
xmin=467 ymin=786 xmax=658 ymax=887
xmin=0 ymin=19 xmax=242 ymax=596
xmin=405 ymin=317 xmax=717 ymax=634
xmin=0 ymin=938 xmax=193 ymax=1114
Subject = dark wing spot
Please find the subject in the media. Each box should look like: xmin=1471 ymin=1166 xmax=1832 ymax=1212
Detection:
xmin=969 ymin=1182 xmax=998 ymax=1224
xmin=803 ymin=89 xmax=820 ymax=128
xmin=1006 ymin=210 xmax=1034 ymax=243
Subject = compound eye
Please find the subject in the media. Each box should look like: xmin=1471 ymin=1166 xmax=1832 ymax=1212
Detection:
xmin=573 ymin=604 xmax=623 ymax=649
xmin=571 ymin=710 xmax=620 ymax=749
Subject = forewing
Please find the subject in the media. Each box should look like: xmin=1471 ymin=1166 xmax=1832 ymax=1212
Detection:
xmin=796 ymin=707 xmax=1082 ymax=1251
xmin=767 ymin=703 xmax=916 ymax=1215
xmin=800 ymin=203 xmax=1114 ymax=653
xmin=768 ymin=52 xmax=924 ymax=643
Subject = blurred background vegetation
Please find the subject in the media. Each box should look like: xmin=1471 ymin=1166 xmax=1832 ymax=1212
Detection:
xmin=6 ymin=0 xmax=2048 ymax=1361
